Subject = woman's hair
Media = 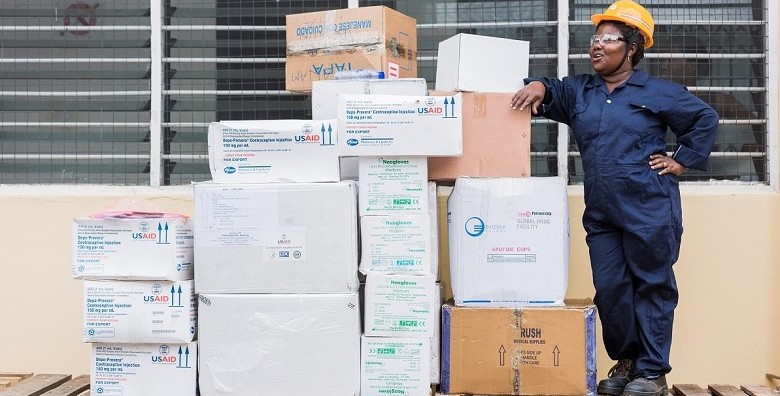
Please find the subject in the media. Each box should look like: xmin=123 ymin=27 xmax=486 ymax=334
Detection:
xmin=598 ymin=21 xmax=646 ymax=67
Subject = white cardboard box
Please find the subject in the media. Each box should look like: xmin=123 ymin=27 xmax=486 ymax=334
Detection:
xmin=207 ymin=119 xmax=339 ymax=183
xmin=359 ymin=156 xmax=428 ymax=215
xmin=193 ymin=182 xmax=359 ymax=294
xmin=312 ymin=79 xmax=428 ymax=180
xmin=72 ymin=217 xmax=193 ymax=281
xmin=198 ymin=293 xmax=361 ymax=396
xmin=359 ymin=215 xmax=432 ymax=275
xmin=448 ymin=177 xmax=569 ymax=307
xmin=432 ymin=282 xmax=443 ymax=385
xmin=364 ymin=273 xmax=436 ymax=338
xmin=361 ymin=336 xmax=431 ymax=396
xmin=83 ymin=280 xmax=196 ymax=343
xmin=312 ymin=78 xmax=428 ymax=119
xmin=435 ymin=33 xmax=530 ymax=93
xmin=338 ymin=94 xmax=463 ymax=156
xmin=91 ymin=343 xmax=197 ymax=396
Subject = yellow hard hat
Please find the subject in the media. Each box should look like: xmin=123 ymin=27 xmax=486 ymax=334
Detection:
xmin=591 ymin=0 xmax=655 ymax=49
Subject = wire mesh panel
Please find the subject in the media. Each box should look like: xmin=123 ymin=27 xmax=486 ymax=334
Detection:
xmin=570 ymin=0 xmax=767 ymax=183
xmin=0 ymin=0 xmax=153 ymax=184
xmin=0 ymin=0 xmax=771 ymax=185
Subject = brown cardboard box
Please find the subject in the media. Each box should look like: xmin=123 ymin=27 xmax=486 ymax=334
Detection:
xmin=440 ymin=301 xmax=597 ymax=396
xmin=285 ymin=6 xmax=417 ymax=92
xmin=436 ymin=185 xmax=454 ymax=302
xmin=428 ymin=92 xmax=531 ymax=181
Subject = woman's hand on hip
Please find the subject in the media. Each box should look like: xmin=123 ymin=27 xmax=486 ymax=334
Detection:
xmin=650 ymin=154 xmax=688 ymax=176
xmin=511 ymin=81 xmax=546 ymax=114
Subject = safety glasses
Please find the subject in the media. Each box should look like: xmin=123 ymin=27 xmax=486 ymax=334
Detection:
xmin=590 ymin=34 xmax=627 ymax=47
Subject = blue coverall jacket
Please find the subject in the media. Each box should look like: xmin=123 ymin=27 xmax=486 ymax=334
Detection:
xmin=525 ymin=69 xmax=719 ymax=377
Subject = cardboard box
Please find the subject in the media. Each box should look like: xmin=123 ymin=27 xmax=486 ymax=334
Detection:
xmin=359 ymin=156 xmax=428 ymax=215
xmin=198 ymin=293 xmax=361 ymax=396
xmin=361 ymin=336 xmax=431 ymax=396
xmin=437 ymin=185 xmax=454 ymax=301
xmin=72 ymin=217 xmax=193 ymax=281
xmin=428 ymin=181 xmax=440 ymax=280
xmin=338 ymin=94 xmax=463 ymax=156
xmin=359 ymin=215 xmax=433 ymax=275
xmin=83 ymin=280 xmax=196 ymax=343
xmin=440 ymin=301 xmax=597 ymax=395
xmin=193 ymin=182 xmax=359 ymax=294
xmin=428 ymin=92 xmax=531 ymax=181
xmin=312 ymin=78 xmax=428 ymax=119
xmin=431 ymin=282 xmax=443 ymax=385
xmin=91 ymin=343 xmax=197 ymax=396
xmin=448 ymin=177 xmax=569 ymax=306
xmin=285 ymin=6 xmax=417 ymax=92
xmin=207 ymin=120 xmax=339 ymax=183
xmin=364 ymin=273 xmax=436 ymax=338
xmin=435 ymin=33 xmax=529 ymax=93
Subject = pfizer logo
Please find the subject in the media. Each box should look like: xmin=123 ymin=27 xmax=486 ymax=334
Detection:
xmin=464 ymin=217 xmax=486 ymax=237
xmin=301 ymin=123 xmax=313 ymax=134
xmin=346 ymin=138 xmax=359 ymax=146
xmin=223 ymin=166 xmax=236 ymax=174
xmin=425 ymin=97 xmax=436 ymax=106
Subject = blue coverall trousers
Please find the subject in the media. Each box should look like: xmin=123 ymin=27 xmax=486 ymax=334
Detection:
xmin=583 ymin=164 xmax=683 ymax=378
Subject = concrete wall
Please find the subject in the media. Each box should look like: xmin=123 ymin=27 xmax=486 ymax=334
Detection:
xmin=0 ymin=190 xmax=778 ymax=387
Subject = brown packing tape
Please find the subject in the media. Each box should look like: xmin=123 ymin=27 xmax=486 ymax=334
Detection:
xmin=286 ymin=42 xmax=383 ymax=57
xmin=385 ymin=39 xmax=416 ymax=70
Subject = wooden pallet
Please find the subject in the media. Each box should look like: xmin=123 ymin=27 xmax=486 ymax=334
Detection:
xmin=673 ymin=384 xmax=779 ymax=396
xmin=0 ymin=373 xmax=89 ymax=396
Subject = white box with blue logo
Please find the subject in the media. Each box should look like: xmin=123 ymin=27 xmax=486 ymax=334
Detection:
xmin=361 ymin=336 xmax=431 ymax=396
xmin=364 ymin=273 xmax=436 ymax=338
xmin=338 ymin=94 xmax=463 ymax=156
xmin=448 ymin=177 xmax=569 ymax=307
xmin=83 ymin=280 xmax=196 ymax=343
xmin=198 ymin=293 xmax=360 ymax=396
xmin=312 ymin=78 xmax=428 ymax=180
xmin=91 ymin=342 xmax=196 ymax=396
xmin=207 ymin=119 xmax=339 ymax=183
xmin=72 ymin=217 xmax=193 ymax=281
xmin=193 ymin=181 xmax=359 ymax=294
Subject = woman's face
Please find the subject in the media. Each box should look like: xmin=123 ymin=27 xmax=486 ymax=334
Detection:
xmin=589 ymin=22 xmax=632 ymax=76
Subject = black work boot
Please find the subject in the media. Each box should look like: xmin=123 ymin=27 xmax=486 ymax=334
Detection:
xmin=597 ymin=359 xmax=635 ymax=396
xmin=623 ymin=375 xmax=668 ymax=396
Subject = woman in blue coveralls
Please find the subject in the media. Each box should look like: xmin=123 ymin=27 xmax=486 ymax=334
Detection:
xmin=510 ymin=1 xmax=719 ymax=396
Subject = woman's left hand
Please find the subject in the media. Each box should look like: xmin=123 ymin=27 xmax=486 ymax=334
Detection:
xmin=649 ymin=154 xmax=688 ymax=176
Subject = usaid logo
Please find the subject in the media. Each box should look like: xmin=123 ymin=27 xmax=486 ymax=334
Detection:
xmin=347 ymin=138 xmax=359 ymax=146
xmin=139 ymin=222 xmax=150 ymax=232
xmin=151 ymin=284 xmax=162 ymax=295
xmin=301 ymin=123 xmax=313 ymax=134
xmin=223 ymin=166 xmax=237 ymax=174
xmin=160 ymin=345 xmax=170 ymax=355
xmin=464 ymin=217 xmax=485 ymax=237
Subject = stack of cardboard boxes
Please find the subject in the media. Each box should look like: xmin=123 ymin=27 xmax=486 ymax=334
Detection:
xmin=195 ymin=118 xmax=362 ymax=396
xmin=429 ymin=34 xmax=598 ymax=396
xmin=70 ymin=5 xmax=601 ymax=396
xmin=72 ymin=214 xmax=197 ymax=395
